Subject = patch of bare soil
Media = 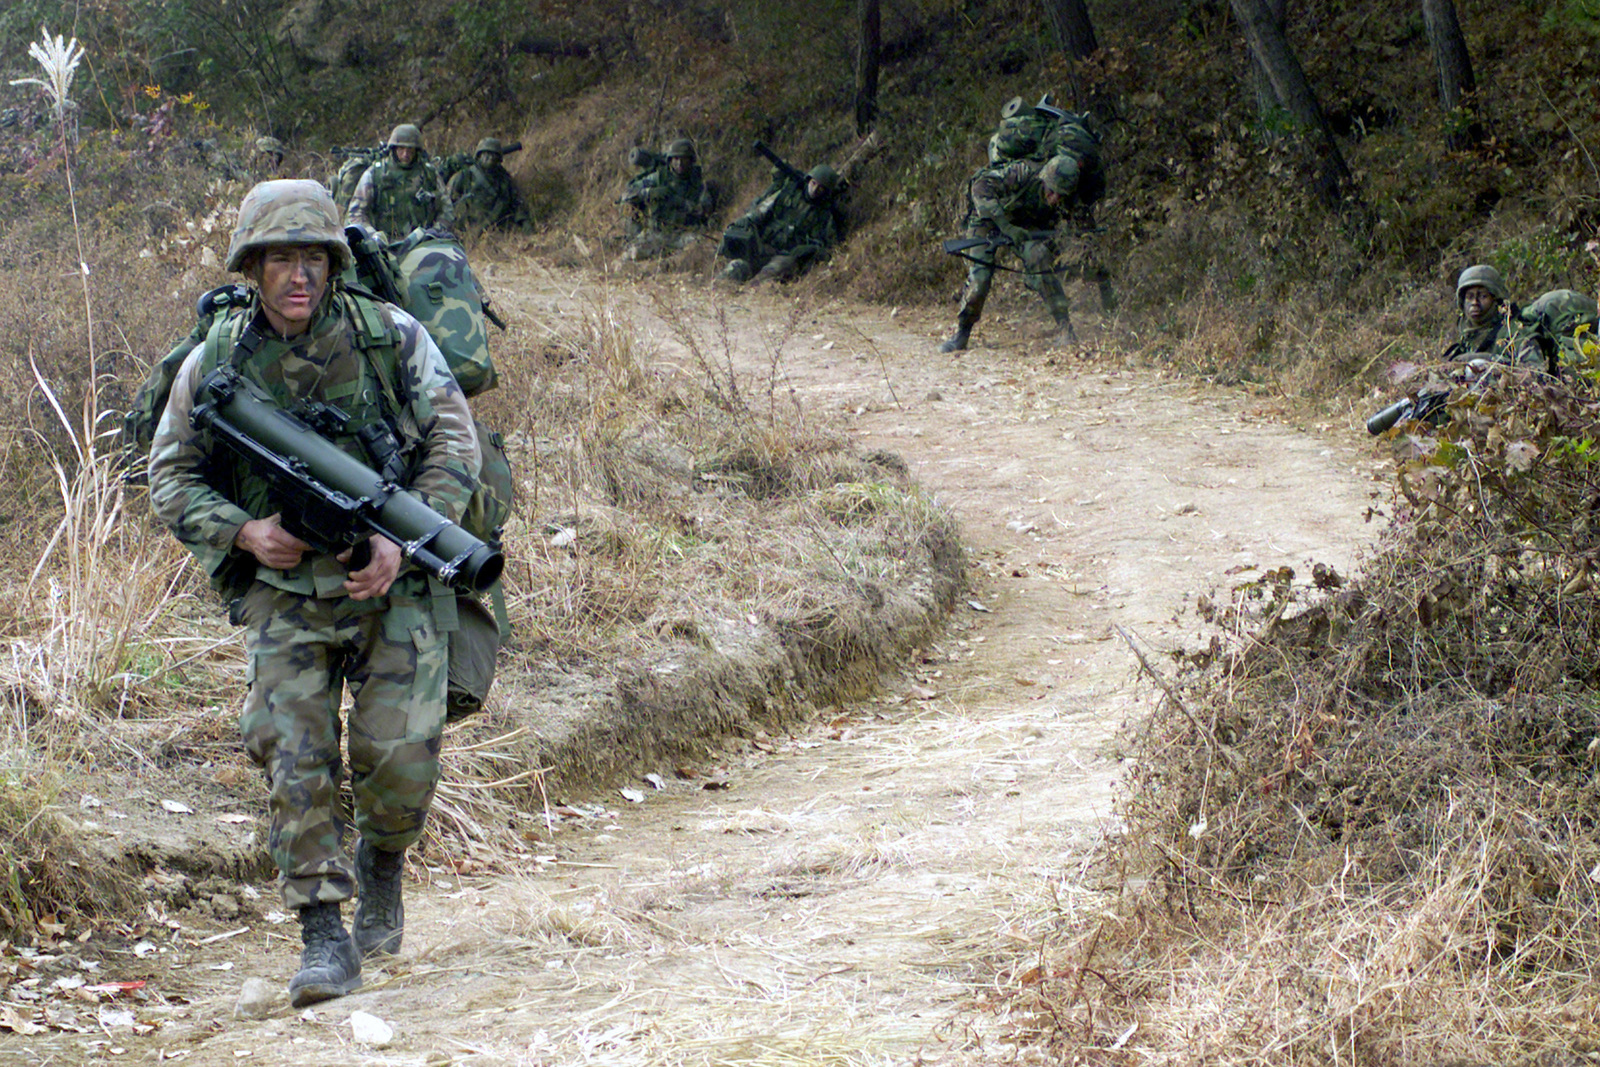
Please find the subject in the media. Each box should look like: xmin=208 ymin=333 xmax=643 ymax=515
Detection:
xmin=4 ymin=269 xmax=1382 ymax=1066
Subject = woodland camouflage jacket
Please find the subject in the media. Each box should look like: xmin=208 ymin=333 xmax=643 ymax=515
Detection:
xmin=147 ymin=288 xmax=480 ymax=603
xmin=735 ymin=178 xmax=839 ymax=254
xmin=624 ymin=163 xmax=713 ymax=230
xmin=347 ymin=155 xmax=455 ymax=239
xmin=964 ymin=158 xmax=1061 ymax=235
xmin=448 ymin=162 xmax=530 ymax=232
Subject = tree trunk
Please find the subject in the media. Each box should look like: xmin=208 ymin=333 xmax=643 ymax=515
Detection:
xmin=1421 ymin=0 xmax=1483 ymax=149
xmin=854 ymin=0 xmax=881 ymax=135
xmin=1041 ymin=0 xmax=1099 ymax=60
xmin=1250 ymin=0 xmax=1287 ymax=118
xmin=1229 ymin=0 xmax=1354 ymax=207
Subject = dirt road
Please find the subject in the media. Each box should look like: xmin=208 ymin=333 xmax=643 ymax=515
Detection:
xmin=11 ymin=274 xmax=1381 ymax=1066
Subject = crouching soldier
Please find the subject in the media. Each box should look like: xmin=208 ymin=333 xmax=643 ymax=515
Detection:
xmin=621 ymin=138 xmax=715 ymax=260
xmin=939 ymin=154 xmax=1082 ymax=352
xmin=147 ymin=180 xmax=480 ymax=1008
xmin=449 ymin=137 xmax=531 ymax=234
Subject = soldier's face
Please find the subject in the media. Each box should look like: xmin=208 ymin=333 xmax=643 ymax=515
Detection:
xmin=253 ymin=244 xmax=330 ymax=337
xmin=1043 ymin=187 xmax=1063 ymax=208
xmin=393 ymin=145 xmax=417 ymax=166
xmin=669 ymin=156 xmax=691 ymax=176
xmin=806 ymin=178 xmax=825 ymax=201
xmin=1462 ymin=285 xmax=1499 ymax=326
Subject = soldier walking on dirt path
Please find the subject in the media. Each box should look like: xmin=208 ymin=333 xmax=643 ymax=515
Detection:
xmin=346 ymin=123 xmax=454 ymax=241
xmin=147 ymin=180 xmax=481 ymax=1010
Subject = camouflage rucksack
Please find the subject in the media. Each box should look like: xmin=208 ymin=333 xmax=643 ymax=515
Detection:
xmin=436 ymin=150 xmax=474 ymax=187
xmin=121 ymin=283 xmax=255 ymax=476
xmin=346 ymin=227 xmax=498 ymax=398
xmin=331 ymin=147 xmax=378 ymax=209
xmin=1525 ymin=288 xmax=1600 ymax=372
xmin=1051 ymin=114 xmax=1105 ymax=207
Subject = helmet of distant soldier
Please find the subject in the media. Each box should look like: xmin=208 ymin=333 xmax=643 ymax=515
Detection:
xmin=807 ymin=164 xmax=841 ymax=193
xmin=1039 ymin=153 xmax=1081 ymax=196
xmin=225 ymin=179 xmax=352 ymax=273
xmin=666 ymin=138 xmax=696 ymax=161
xmin=475 ymin=137 xmax=504 ymax=162
xmin=387 ymin=123 xmax=424 ymax=150
xmin=255 ymin=136 xmax=283 ymax=155
xmin=1455 ymin=264 xmax=1508 ymax=305
xmin=1000 ymin=96 xmax=1025 ymax=120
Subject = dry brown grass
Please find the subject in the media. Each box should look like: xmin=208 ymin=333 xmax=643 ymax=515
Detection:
xmin=1002 ymin=365 xmax=1600 ymax=1065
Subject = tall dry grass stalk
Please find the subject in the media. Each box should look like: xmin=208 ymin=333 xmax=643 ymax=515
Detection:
xmin=1 ymin=30 xmax=199 ymax=736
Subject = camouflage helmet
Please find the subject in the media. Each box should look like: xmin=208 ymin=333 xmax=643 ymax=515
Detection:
xmin=807 ymin=163 xmax=841 ymax=193
xmin=387 ymin=123 xmax=424 ymax=149
xmin=1456 ymin=264 xmax=1508 ymax=305
xmin=475 ymin=137 xmax=504 ymax=159
xmin=1039 ymin=153 xmax=1081 ymax=196
xmin=666 ymin=138 xmax=696 ymax=161
xmin=225 ymin=180 xmax=352 ymax=273
xmin=255 ymin=135 xmax=283 ymax=155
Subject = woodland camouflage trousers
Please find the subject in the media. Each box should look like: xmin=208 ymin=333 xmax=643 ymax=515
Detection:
xmin=235 ymin=581 xmax=447 ymax=909
xmin=953 ymin=220 xmax=1071 ymax=331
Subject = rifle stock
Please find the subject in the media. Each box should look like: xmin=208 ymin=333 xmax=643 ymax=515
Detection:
xmin=192 ymin=367 xmax=503 ymax=593
xmin=345 ymin=225 xmax=405 ymax=306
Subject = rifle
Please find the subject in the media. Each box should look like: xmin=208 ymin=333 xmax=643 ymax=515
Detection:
xmin=753 ymin=139 xmax=809 ymax=189
xmin=1365 ymin=389 xmax=1451 ymax=436
xmin=345 ymin=225 xmax=405 ymax=306
xmin=191 ymin=366 xmax=503 ymax=593
xmin=481 ymin=299 xmax=507 ymax=331
xmin=942 ymin=230 xmax=1062 ymax=273
xmin=499 ymin=141 xmax=522 ymax=156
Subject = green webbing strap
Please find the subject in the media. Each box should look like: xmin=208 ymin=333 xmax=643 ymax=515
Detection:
xmin=487 ymin=580 xmax=510 ymax=634
xmin=427 ymin=575 xmax=459 ymax=633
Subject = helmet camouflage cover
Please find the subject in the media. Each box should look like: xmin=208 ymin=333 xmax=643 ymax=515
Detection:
xmin=666 ymin=138 xmax=696 ymax=160
xmin=807 ymin=163 xmax=841 ymax=192
xmin=225 ymin=179 xmax=352 ymax=273
xmin=475 ymin=137 xmax=504 ymax=158
xmin=1039 ymin=153 xmax=1081 ymax=196
xmin=387 ymin=123 xmax=424 ymax=149
xmin=255 ymin=135 xmax=283 ymax=154
xmin=1456 ymin=263 xmax=1509 ymax=304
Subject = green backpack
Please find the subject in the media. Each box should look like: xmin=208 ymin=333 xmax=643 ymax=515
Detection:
xmin=1525 ymin=288 xmax=1600 ymax=371
xmin=120 ymin=284 xmax=253 ymax=477
xmin=331 ymin=147 xmax=378 ymax=209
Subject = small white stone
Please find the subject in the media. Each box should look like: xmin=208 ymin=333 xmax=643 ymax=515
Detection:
xmin=350 ymin=1010 xmax=393 ymax=1048
xmin=233 ymin=977 xmax=277 ymax=1020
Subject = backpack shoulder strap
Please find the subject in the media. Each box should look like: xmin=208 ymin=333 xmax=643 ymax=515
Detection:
xmin=337 ymin=289 xmax=436 ymax=424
